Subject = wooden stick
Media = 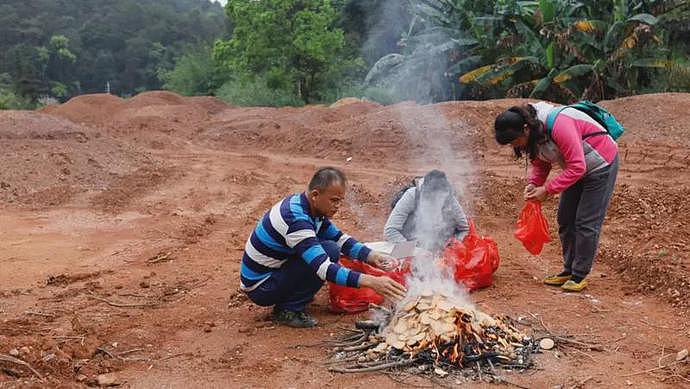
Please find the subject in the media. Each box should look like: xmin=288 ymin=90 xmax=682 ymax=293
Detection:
xmin=327 ymin=336 xmax=367 ymax=347
xmin=96 ymin=347 xmax=118 ymax=359
xmin=323 ymin=355 xmax=362 ymax=365
xmin=329 ymin=358 xmax=417 ymax=373
xmin=340 ymin=343 xmax=374 ymax=352
xmin=621 ymin=360 xmax=684 ymax=378
xmin=554 ymin=337 xmax=604 ymax=352
xmin=24 ymin=311 xmax=55 ymax=318
xmin=159 ymin=352 xmax=194 ymax=361
xmin=0 ymin=354 xmax=43 ymax=380
xmin=527 ymin=311 xmax=551 ymax=333
xmin=119 ymin=348 xmax=145 ymax=356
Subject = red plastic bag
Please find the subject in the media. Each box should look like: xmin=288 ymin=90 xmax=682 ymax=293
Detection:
xmin=328 ymin=258 xmax=409 ymax=314
xmin=441 ymin=221 xmax=500 ymax=291
xmin=514 ymin=201 xmax=551 ymax=255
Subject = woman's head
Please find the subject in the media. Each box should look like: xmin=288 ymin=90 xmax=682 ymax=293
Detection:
xmin=494 ymin=104 xmax=545 ymax=160
xmin=419 ymin=169 xmax=453 ymax=203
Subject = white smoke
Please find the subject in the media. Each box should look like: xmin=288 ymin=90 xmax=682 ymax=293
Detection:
xmin=362 ymin=1 xmax=477 ymax=305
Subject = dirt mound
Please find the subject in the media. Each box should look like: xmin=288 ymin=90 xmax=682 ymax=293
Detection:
xmin=197 ymin=98 xmax=526 ymax=164
xmin=43 ymin=92 xmax=234 ymax=148
xmin=0 ymin=110 xmax=157 ymax=208
xmin=601 ymin=93 xmax=690 ymax=144
xmin=127 ymin=90 xmax=188 ymax=106
xmin=41 ymin=93 xmax=126 ymax=127
xmin=187 ymin=96 xmax=233 ymax=113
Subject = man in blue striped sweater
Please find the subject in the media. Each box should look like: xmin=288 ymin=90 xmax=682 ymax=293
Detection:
xmin=241 ymin=167 xmax=407 ymax=328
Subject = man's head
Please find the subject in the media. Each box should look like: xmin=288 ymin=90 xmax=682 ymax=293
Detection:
xmin=307 ymin=167 xmax=347 ymax=218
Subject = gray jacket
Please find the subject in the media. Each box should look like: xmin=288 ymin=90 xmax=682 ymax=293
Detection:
xmin=384 ymin=186 xmax=469 ymax=251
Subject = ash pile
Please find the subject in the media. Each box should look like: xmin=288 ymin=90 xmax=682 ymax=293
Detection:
xmin=327 ymin=289 xmax=537 ymax=383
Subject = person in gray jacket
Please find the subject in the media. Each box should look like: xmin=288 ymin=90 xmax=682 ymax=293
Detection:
xmin=384 ymin=170 xmax=470 ymax=253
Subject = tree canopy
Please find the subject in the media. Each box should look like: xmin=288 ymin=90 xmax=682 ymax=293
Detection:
xmin=0 ymin=0 xmax=226 ymax=104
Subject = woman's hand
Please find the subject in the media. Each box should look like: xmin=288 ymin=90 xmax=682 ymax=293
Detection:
xmin=525 ymin=185 xmax=548 ymax=202
xmin=523 ymin=184 xmax=535 ymax=198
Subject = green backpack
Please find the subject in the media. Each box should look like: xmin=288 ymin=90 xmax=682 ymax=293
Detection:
xmin=545 ymin=101 xmax=625 ymax=141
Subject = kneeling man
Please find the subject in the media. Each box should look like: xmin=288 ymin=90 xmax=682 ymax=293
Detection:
xmin=240 ymin=167 xmax=406 ymax=328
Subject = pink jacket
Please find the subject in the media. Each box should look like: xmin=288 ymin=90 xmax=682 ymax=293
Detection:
xmin=528 ymin=102 xmax=618 ymax=194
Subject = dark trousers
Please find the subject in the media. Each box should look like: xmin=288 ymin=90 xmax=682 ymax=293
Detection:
xmin=246 ymin=240 xmax=341 ymax=312
xmin=557 ymin=156 xmax=619 ymax=279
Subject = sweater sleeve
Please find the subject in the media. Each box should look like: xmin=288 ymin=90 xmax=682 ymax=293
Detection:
xmin=545 ymin=115 xmax=586 ymax=194
xmin=384 ymin=188 xmax=416 ymax=243
xmin=450 ymin=197 xmax=470 ymax=241
xmin=318 ymin=218 xmax=372 ymax=262
xmin=528 ymin=158 xmax=552 ymax=187
xmin=284 ymin=210 xmax=362 ymax=288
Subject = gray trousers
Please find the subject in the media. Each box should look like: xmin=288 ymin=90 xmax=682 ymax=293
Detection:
xmin=557 ymin=155 xmax=619 ymax=279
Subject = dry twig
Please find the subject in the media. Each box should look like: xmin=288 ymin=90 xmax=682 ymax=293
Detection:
xmin=0 ymin=354 xmax=43 ymax=380
xmin=329 ymin=358 xmax=418 ymax=373
xmin=553 ymin=336 xmax=604 ymax=352
xmin=621 ymin=360 xmax=685 ymax=378
xmin=88 ymin=293 xmax=159 ymax=308
xmin=527 ymin=311 xmax=551 ymax=333
xmin=147 ymin=251 xmax=174 ymax=264
xmin=24 ymin=311 xmax=55 ymax=318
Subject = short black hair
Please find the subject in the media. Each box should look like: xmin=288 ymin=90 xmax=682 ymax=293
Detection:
xmin=308 ymin=167 xmax=347 ymax=191
xmin=421 ymin=169 xmax=452 ymax=195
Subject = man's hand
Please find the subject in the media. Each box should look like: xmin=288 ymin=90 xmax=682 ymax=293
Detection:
xmin=359 ymin=274 xmax=407 ymax=301
xmin=367 ymin=251 xmax=397 ymax=271
xmin=525 ymin=185 xmax=548 ymax=202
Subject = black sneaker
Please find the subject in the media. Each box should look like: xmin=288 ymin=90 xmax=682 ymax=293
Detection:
xmin=272 ymin=307 xmax=318 ymax=328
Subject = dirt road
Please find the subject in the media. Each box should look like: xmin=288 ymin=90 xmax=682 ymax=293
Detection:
xmin=1 ymin=92 xmax=688 ymax=388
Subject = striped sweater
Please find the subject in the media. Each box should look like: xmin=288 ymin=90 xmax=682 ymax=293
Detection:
xmin=240 ymin=193 xmax=371 ymax=291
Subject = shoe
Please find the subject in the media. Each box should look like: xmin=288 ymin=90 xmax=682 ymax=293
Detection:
xmin=272 ymin=307 xmax=318 ymax=328
xmin=544 ymin=273 xmax=572 ymax=286
xmin=561 ymin=279 xmax=588 ymax=292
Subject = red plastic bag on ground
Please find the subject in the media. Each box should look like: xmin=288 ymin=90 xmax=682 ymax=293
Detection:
xmin=328 ymin=258 xmax=409 ymax=314
xmin=441 ymin=221 xmax=500 ymax=291
xmin=514 ymin=201 xmax=551 ymax=255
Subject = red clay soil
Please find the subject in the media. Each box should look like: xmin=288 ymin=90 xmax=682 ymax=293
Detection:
xmin=1 ymin=92 xmax=688 ymax=388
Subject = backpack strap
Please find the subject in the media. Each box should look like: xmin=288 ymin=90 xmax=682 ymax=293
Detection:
xmin=570 ymin=102 xmax=610 ymax=139
xmin=545 ymin=105 xmax=609 ymax=140
xmin=545 ymin=106 xmax=567 ymax=138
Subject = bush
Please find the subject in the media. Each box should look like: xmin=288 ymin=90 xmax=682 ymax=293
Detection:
xmin=0 ymin=88 xmax=32 ymax=110
xmin=215 ymin=76 xmax=304 ymax=107
xmin=159 ymin=46 xmax=222 ymax=96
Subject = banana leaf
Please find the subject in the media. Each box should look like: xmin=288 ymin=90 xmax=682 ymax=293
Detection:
xmin=553 ymin=64 xmax=594 ymax=83
xmin=628 ymin=13 xmax=658 ymax=25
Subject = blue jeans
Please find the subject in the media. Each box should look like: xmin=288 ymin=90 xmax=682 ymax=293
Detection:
xmin=246 ymin=240 xmax=341 ymax=312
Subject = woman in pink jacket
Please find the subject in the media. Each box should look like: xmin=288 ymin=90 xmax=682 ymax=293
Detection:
xmin=494 ymin=102 xmax=619 ymax=292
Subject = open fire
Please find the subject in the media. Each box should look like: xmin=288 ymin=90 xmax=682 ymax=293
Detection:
xmin=327 ymin=290 xmax=536 ymax=380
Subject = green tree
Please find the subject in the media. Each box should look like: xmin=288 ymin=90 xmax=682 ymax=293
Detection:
xmin=160 ymin=45 xmax=226 ymax=96
xmin=0 ymin=0 xmax=226 ymax=101
xmin=214 ymin=0 xmax=352 ymax=103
